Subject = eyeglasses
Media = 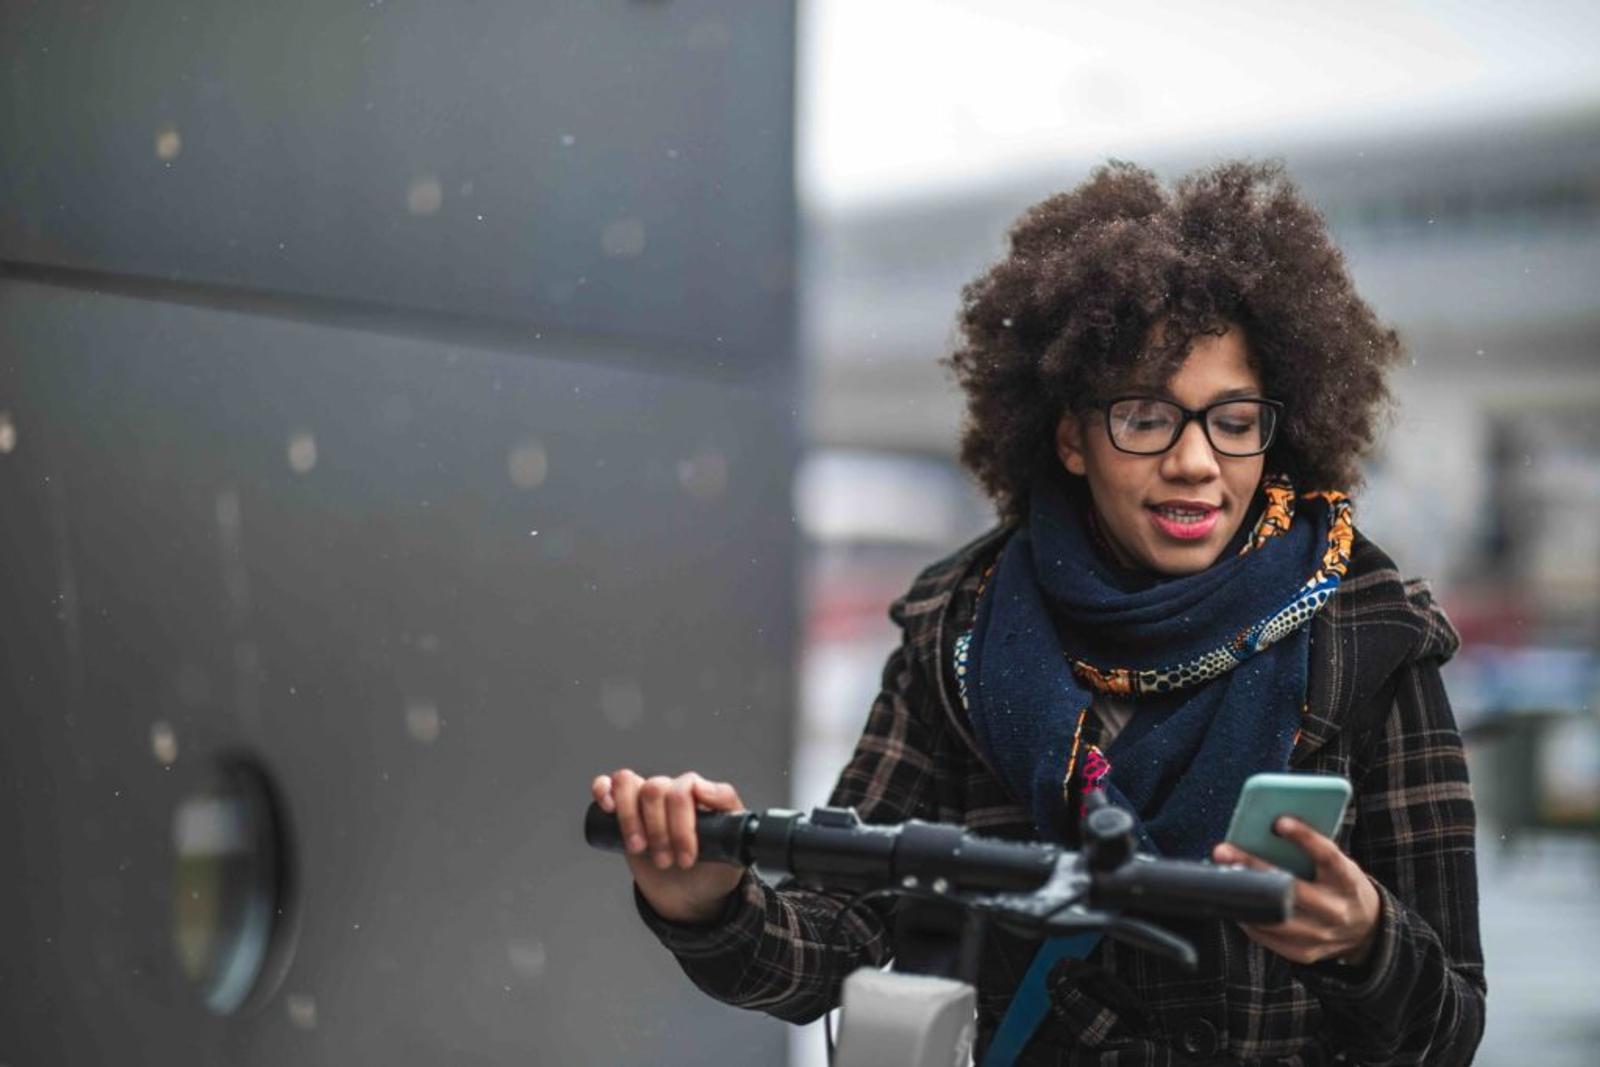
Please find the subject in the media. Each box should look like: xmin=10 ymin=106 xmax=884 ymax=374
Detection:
xmin=1102 ymin=396 xmax=1283 ymax=457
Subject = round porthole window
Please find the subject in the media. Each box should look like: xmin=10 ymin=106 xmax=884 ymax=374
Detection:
xmin=171 ymin=756 xmax=296 ymax=1015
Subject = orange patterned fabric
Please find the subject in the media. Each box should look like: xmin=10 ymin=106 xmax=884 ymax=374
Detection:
xmin=1070 ymin=481 xmax=1354 ymax=699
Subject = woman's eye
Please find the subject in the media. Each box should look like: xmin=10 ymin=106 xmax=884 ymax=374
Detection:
xmin=1214 ymin=419 xmax=1256 ymax=436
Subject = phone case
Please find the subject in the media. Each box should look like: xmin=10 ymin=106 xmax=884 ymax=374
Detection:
xmin=1222 ymin=772 xmax=1352 ymax=879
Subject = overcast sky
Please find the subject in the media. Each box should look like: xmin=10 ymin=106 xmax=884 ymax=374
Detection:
xmin=797 ymin=0 xmax=1600 ymax=209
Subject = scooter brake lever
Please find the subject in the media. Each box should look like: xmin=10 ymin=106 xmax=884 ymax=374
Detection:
xmin=1099 ymin=916 xmax=1199 ymax=970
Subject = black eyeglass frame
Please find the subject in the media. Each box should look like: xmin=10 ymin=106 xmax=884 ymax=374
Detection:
xmin=1100 ymin=395 xmax=1285 ymax=457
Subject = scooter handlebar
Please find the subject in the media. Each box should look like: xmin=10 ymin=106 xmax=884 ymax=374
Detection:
xmin=1093 ymin=856 xmax=1293 ymax=924
xmin=583 ymin=802 xmax=755 ymax=866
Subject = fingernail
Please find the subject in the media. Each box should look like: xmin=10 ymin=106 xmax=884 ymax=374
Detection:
xmin=626 ymin=834 xmax=646 ymax=853
xmin=677 ymin=852 xmax=695 ymax=868
xmin=653 ymin=852 xmax=672 ymax=870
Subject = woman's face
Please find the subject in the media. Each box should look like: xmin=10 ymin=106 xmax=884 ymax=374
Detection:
xmin=1055 ymin=327 xmax=1267 ymax=576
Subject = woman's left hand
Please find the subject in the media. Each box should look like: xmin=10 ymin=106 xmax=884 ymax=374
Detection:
xmin=1211 ymin=816 xmax=1382 ymax=966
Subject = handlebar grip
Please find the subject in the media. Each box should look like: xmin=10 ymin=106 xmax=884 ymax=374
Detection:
xmin=582 ymin=803 xmax=754 ymax=865
xmin=1094 ymin=859 xmax=1294 ymax=924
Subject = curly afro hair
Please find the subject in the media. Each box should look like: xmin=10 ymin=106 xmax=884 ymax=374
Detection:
xmin=946 ymin=159 xmax=1402 ymax=520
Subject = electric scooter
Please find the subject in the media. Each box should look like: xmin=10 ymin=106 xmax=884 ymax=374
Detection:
xmin=584 ymin=795 xmax=1293 ymax=1066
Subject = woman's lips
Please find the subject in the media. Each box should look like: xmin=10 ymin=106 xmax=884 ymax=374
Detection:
xmin=1147 ymin=503 xmax=1220 ymax=541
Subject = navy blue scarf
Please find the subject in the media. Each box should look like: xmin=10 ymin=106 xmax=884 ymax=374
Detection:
xmin=964 ymin=475 xmax=1348 ymax=859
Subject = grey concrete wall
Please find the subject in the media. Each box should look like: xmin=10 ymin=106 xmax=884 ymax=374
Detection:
xmin=0 ymin=3 xmax=798 ymax=1064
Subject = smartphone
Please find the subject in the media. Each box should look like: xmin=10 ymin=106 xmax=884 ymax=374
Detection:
xmin=1223 ymin=772 xmax=1352 ymax=879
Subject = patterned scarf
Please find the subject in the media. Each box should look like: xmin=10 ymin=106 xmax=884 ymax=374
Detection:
xmin=959 ymin=474 xmax=1352 ymax=859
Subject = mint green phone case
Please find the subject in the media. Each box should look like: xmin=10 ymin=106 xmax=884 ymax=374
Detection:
xmin=1223 ymin=772 xmax=1352 ymax=879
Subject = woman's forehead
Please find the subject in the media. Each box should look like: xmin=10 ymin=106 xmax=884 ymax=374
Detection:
xmin=1114 ymin=330 xmax=1262 ymax=401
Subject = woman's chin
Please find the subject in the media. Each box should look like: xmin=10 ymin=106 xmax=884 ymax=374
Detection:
xmin=1138 ymin=539 xmax=1226 ymax=577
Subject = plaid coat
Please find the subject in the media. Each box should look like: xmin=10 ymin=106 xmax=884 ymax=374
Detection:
xmin=640 ymin=525 xmax=1485 ymax=1066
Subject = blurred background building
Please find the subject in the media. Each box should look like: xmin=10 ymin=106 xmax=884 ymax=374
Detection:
xmin=791 ymin=3 xmax=1600 ymax=1064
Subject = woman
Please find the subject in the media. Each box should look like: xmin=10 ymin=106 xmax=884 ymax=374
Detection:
xmin=591 ymin=161 xmax=1485 ymax=1065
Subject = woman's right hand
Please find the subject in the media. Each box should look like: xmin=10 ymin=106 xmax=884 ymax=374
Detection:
xmin=591 ymin=769 xmax=749 ymax=925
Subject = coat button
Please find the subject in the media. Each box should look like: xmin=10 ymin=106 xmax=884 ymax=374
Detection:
xmin=1178 ymin=1017 xmax=1219 ymax=1057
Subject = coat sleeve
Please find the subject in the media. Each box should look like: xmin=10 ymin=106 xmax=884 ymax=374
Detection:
xmin=634 ymin=595 xmax=949 ymax=1024
xmin=1296 ymin=656 xmax=1487 ymax=1065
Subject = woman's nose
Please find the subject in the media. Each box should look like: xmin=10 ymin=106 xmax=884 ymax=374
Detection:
xmin=1161 ymin=419 xmax=1220 ymax=482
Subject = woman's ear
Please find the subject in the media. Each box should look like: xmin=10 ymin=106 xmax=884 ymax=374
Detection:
xmin=1055 ymin=413 xmax=1088 ymax=477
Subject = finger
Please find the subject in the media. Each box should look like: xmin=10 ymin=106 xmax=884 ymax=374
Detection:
xmin=639 ymin=776 xmax=674 ymax=869
xmin=1238 ymin=922 xmax=1321 ymax=964
xmin=666 ymin=775 xmax=702 ymax=868
xmin=1237 ymin=920 xmax=1295 ymax=954
xmin=1274 ymin=817 xmax=1355 ymax=886
xmin=1261 ymin=908 xmax=1330 ymax=942
xmin=1287 ymin=877 xmax=1346 ymax=926
xmin=1256 ymin=877 xmax=1356 ymax=954
xmin=1242 ymin=914 xmax=1331 ymax=947
xmin=691 ymin=778 xmax=743 ymax=813
xmin=1212 ymin=843 xmax=1276 ymax=872
xmin=1239 ymin=920 xmax=1291 ymax=944
xmin=610 ymin=770 xmax=646 ymax=854
xmin=591 ymin=774 xmax=615 ymax=813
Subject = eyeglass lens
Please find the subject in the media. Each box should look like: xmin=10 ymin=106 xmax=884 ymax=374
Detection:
xmin=1107 ymin=399 xmax=1276 ymax=456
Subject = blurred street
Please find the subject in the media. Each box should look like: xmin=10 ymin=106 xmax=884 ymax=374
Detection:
xmin=1476 ymin=829 xmax=1600 ymax=1065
